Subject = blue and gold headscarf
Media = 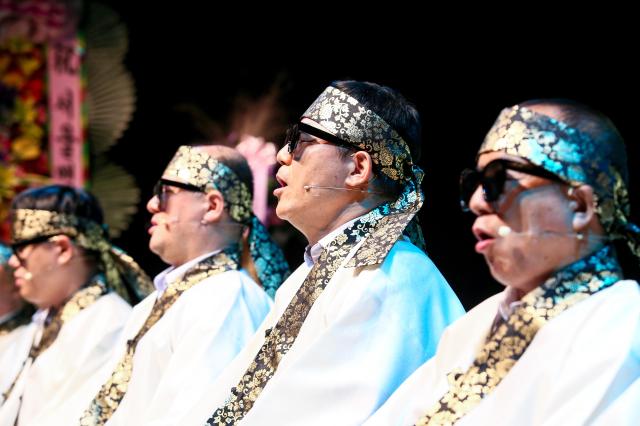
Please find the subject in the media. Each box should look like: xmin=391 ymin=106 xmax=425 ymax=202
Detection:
xmin=163 ymin=145 xmax=289 ymax=297
xmin=479 ymin=104 xmax=640 ymax=260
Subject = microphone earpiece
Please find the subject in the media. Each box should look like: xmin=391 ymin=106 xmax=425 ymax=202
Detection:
xmin=495 ymin=225 xmax=610 ymax=242
xmin=303 ymin=184 xmax=383 ymax=194
xmin=22 ymin=263 xmax=57 ymax=282
xmin=498 ymin=226 xmax=511 ymax=237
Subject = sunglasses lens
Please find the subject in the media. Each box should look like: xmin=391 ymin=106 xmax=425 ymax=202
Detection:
xmin=11 ymin=244 xmax=25 ymax=259
xmin=481 ymin=161 xmax=506 ymax=203
xmin=285 ymin=124 xmax=300 ymax=154
xmin=459 ymin=169 xmax=480 ymax=211
xmin=459 ymin=160 xmax=510 ymax=211
xmin=153 ymin=181 xmax=167 ymax=210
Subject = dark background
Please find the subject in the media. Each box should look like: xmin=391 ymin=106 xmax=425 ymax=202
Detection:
xmin=100 ymin=3 xmax=639 ymax=309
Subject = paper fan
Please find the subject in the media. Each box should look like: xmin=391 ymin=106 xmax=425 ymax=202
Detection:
xmin=85 ymin=2 xmax=135 ymax=157
xmin=90 ymin=160 xmax=140 ymax=238
xmin=84 ymin=2 xmax=138 ymax=237
xmin=82 ymin=2 xmax=128 ymax=63
xmin=86 ymin=63 xmax=135 ymax=156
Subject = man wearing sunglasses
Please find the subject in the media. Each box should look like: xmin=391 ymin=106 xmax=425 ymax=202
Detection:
xmin=80 ymin=145 xmax=289 ymax=425
xmin=0 ymin=243 xmax=33 ymax=404
xmin=366 ymin=99 xmax=640 ymax=425
xmin=0 ymin=242 xmax=30 ymax=348
xmin=177 ymin=81 xmax=464 ymax=426
xmin=0 ymin=185 xmax=151 ymax=425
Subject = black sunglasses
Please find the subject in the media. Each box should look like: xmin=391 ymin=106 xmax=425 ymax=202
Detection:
xmin=459 ymin=159 xmax=565 ymax=212
xmin=153 ymin=178 xmax=204 ymax=211
xmin=11 ymin=235 xmax=59 ymax=265
xmin=285 ymin=122 xmax=354 ymax=154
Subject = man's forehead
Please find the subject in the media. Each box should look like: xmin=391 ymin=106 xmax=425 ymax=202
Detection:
xmin=160 ymin=174 xmax=191 ymax=185
xmin=300 ymin=117 xmax=334 ymax=135
xmin=298 ymin=118 xmax=338 ymax=144
xmin=477 ymin=152 xmax=528 ymax=168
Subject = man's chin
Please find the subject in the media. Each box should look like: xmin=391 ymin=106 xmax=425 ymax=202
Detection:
xmin=486 ymin=259 xmax=516 ymax=288
xmin=274 ymin=203 xmax=290 ymax=221
xmin=21 ymin=292 xmax=39 ymax=306
xmin=148 ymin=238 xmax=164 ymax=259
xmin=150 ymin=244 xmax=179 ymax=266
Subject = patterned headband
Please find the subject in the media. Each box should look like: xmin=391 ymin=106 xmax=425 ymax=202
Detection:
xmin=302 ymin=86 xmax=418 ymax=183
xmin=479 ymin=104 xmax=639 ymax=259
xmin=300 ymin=85 xmax=427 ymax=253
xmin=11 ymin=208 xmax=153 ymax=302
xmin=163 ymin=146 xmax=253 ymax=224
xmin=162 ymin=145 xmax=289 ymax=296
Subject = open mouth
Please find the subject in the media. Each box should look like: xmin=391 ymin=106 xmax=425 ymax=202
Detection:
xmin=274 ymin=174 xmax=288 ymax=198
xmin=276 ymin=175 xmax=287 ymax=188
xmin=474 ymin=229 xmax=494 ymax=242
xmin=472 ymin=226 xmax=496 ymax=253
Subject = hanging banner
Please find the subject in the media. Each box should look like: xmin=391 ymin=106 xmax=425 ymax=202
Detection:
xmin=47 ymin=35 xmax=84 ymax=187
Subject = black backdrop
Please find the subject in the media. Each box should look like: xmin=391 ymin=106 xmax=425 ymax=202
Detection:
xmin=99 ymin=3 xmax=639 ymax=309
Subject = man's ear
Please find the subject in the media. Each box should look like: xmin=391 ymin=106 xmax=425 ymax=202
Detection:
xmin=52 ymin=235 xmax=75 ymax=265
xmin=202 ymin=190 xmax=225 ymax=224
xmin=344 ymin=150 xmax=374 ymax=188
xmin=569 ymin=185 xmax=598 ymax=232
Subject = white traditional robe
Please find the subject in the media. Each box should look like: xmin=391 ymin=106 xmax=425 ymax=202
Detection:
xmin=171 ymin=233 xmax=465 ymax=426
xmin=590 ymin=313 xmax=640 ymax=426
xmin=0 ymin=312 xmax=34 ymax=406
xmin=0 ymin=293 xmax=131 ymax=426
xmin=64 ymin=251 xmax=273 ymax=426
xmin=364 ymin=280 xmax=640 ymax=426
xmin=0 ymin=309 xmax=29 ymax=354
